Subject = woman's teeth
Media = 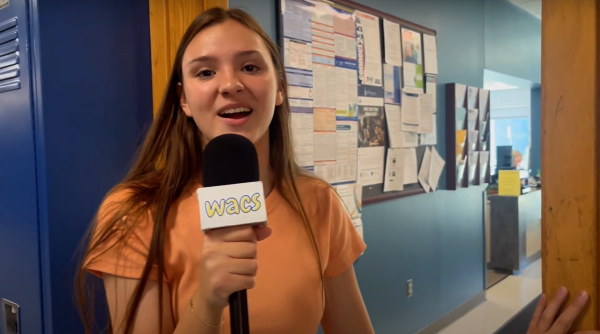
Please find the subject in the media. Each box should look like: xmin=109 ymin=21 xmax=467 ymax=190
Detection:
xmin=219 ymin=107 xmax=253 ymax=119
xmin=221 ymin=107 xmax=252 ymax=115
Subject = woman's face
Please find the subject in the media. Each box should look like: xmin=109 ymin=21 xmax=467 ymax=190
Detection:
xmin=179 ymin=19 xmax=284 ymax=145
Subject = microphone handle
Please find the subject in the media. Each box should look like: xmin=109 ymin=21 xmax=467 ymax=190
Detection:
xmin=229 ymin=290 xmax=250 ymax=334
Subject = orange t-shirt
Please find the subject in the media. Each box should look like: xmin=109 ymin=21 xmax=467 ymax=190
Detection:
xmin=85 ymin=176 xmax=366 ymax=334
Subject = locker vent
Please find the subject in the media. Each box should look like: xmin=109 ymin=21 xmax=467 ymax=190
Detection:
xmin=0 ymin=17 xmax=20 ymax=94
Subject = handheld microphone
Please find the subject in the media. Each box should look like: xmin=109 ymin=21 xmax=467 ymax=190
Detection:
xmin=198 ymin=133 xmax=267 ymax=334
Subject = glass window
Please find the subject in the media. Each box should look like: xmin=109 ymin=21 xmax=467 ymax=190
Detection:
xmin=490 ymin=117 xmax=530 ymax=174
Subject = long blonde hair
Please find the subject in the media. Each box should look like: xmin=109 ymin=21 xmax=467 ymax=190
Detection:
xmin=76 ymin=7 xmax=324 ymax=334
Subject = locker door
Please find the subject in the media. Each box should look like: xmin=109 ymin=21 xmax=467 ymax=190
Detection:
xmin=0 ymin=0 xmax=45 ymax=333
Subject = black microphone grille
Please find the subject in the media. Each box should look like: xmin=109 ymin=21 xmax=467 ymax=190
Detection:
xmin=202 ymin=134 xmax=260 ymax=187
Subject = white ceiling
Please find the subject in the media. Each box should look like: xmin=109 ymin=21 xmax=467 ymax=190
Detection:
xmin=483 ymin=69 xmax=537 ymax=91
xmin=509 ymin=0 xmax=542 ymax=19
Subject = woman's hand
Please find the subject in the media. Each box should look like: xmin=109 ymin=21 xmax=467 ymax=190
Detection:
xmin=527 ymin=287 xmax=600 ymax=334
xmin=196 ymin=225 xmax=272 ymax=311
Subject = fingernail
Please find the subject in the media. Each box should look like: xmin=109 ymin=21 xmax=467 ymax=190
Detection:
xmin=558 ymin=286 xmax=568 ymax=297
xmin=579 ymin=291 xmax=588 ymax=301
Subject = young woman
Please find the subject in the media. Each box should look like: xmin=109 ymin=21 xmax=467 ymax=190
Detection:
xmin=77 ymin=7 xmax=373 ymax=334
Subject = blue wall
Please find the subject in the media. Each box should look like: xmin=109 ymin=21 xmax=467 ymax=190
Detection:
xmin=230 ymin=0 xmax=487 ymax=333
xmin=485 ymin=0 xmax=541 ymax=84
xmin=35 ymin=0 xmax=153 ymax=332
xmin=530 ymin=88 xmax=541 ymax=173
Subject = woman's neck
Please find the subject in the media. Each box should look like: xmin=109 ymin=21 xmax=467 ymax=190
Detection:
xmin=254 ymin=133 xmax=275 ymax=197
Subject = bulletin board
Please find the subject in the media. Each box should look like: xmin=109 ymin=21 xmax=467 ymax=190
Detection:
xmin=276 ymin=0 xmax=443 ymax=206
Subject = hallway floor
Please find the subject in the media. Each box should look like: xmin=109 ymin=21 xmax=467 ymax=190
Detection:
xmin=436 ymin=259 xmax=542 ymax=334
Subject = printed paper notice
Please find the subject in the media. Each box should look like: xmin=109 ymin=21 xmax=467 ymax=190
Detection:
xmin=417 ymin=147 xmax=432 ymax=192
xmin=383 ymin=19 xmax=402 ymax=66
xmin=384 ymin=63 xmax=402 ymax=104
xmin=313 ymin=64 xmax=336 ymax=109
xmin=423 ymin=34 xmax=438 ymax=74
xmin=384 ymin=148 xmax=405 ymax=192
xmin=353 ymin=217 xmax=365 ymax=244
xmin=499 ymin=170 xmax=521 ymax=196
xmin=355 ymin=223 xmax=364 ymax=241
xmin=334 ymin=10 xmax=359 ymax=119
xmin=399 ymin=131 xmax=419 ymax=148
xmin=418 ymin=94 xmax=434 ymax=134
xmin=357 ymin=146 xmax=385 ymax=186
xmin=335 ymin=67 xmax=358 ymax=118
xmin=336 ymin=121 xmax=358 ymax=183
xmin=284 ymin=38 xmax=313 ymax=71
xmin=335 ymin=183 xmax=362 ymax=218
xmin=429 ymin=147 xmax=445 ymax=191
xmin=419 ymin=115 xmax=437 ymax=145
xmin=403 ymin=148 xmax=418 ymax=184
xmin=401 ymin=91 xmax=420 ymax=132
xmin=313 ymin=132 xmax=336 ymax=161
xmin=387 ymin=104 xmax=418 ymax=148
xmin=479 ymin=89 xmax=490 ymax=121
xmin=356 ymin=11 xmax=383 ymax=87
xmin=291 ymin=109 xmax=314 ymax=167
xmin=315 ymin=161 xmax=336 ymax=184
xmin=282 ymin=0 xmax=312 ymax=42
xmin=424 ymin=74 xmax=437 ymax=113
xmin=334 ymin=13 xmax=357 ymax=60
xmin=385 ymin=104 xmax=402 ymax=148
xmin=314 ymin=108 xmax=336 ymax=132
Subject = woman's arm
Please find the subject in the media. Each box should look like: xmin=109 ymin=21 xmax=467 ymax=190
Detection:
xmin=320 ymin=266 xmax=375 ymax=334
xmin=104 ymin=274 xmax=223 ymax=334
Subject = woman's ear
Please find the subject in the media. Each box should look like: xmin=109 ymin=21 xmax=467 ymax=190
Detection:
xmin=178 ymin=83 xmax=192 ymax=117
xmin=275 ymin=84 xmax=284 ymax=106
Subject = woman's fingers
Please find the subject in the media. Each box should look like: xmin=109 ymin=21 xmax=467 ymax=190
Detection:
xmin=551 ymin=291 xmax=589 ymax=333
xmin=539 ymin=287 xmax=569 ymax=332
xmin=528 ymin=294 xmax=547 ymax=331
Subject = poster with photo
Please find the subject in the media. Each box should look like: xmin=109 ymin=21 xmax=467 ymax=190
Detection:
xmin=358 ymin=105 xmax=387 ymax=148
xmin=401 ymin=28 xmax=424 ymax=94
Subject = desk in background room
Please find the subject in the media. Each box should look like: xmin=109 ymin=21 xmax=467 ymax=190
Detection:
xmin=489 ymin=190 xmax=541 ymax=273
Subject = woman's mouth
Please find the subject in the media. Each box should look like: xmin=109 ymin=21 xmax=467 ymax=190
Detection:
xmin=218 ymin=107 xmax=253 ymax=119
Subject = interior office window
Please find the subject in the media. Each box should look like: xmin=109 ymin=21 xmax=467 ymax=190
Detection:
xmin=490 ymin=117 xmax=531 ymax=174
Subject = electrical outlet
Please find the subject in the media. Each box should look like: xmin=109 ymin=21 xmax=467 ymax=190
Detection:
xmin=407 ymin=279 xmax=413 ymax=297
xmin=2 ymin=299 xmax=20 ymax=334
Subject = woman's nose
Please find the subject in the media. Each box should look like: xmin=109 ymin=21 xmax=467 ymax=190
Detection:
xmin=218 ymin=71 xmax=244 ymax=95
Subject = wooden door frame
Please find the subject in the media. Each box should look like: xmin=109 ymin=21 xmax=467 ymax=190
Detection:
xmin=148 ymin=0 xmax=228 ymax=116
xmin=541 ymin=0 xmax=600 ymax=330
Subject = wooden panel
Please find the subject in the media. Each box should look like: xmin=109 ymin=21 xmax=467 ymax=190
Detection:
xmin=204 ymin=0 xmax=228 ymax=10
xmin=149 ymin=0 xmax=228 ymax=116
xmin=541 ymin=0 xmax=599 ymax=330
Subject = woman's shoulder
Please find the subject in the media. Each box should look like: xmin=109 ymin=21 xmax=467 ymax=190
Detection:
xmin=293 ymin=174 xmax=335 ymax=200
xmin=291 ymin=174 xmax=344 ymax=218
xmin=93 ymin=185 xmax=154 ymax=235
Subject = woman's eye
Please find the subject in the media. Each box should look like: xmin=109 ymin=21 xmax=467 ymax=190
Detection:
xmin=242 ymin=64 xmax=259 ymax=72
xmin=197 ymin=70 xmax=215 ymax=78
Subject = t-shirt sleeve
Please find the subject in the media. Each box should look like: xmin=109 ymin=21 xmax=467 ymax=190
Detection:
xmin=83 ymin=191 xmax=161 ymax=281
xmin=321 ymin=186 xmax=366 ymax=278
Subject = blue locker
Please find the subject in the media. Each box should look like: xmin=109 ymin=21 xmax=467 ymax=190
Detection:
xmin=0 ymin=1 xmax=45 ymax=333
xmin=0 ymin=0 xmax=153 ymax=332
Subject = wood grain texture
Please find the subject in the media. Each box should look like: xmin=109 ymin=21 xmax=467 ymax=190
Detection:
xmin=204 ymin=0 xmax=228 ymax=10
xmin=149 ymin=0 xmax=229 ymax=116
xmin=149 ymin=0 xmax=171 ymax=117
xmin=541 ymin=0 xmax=599 ymax=330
